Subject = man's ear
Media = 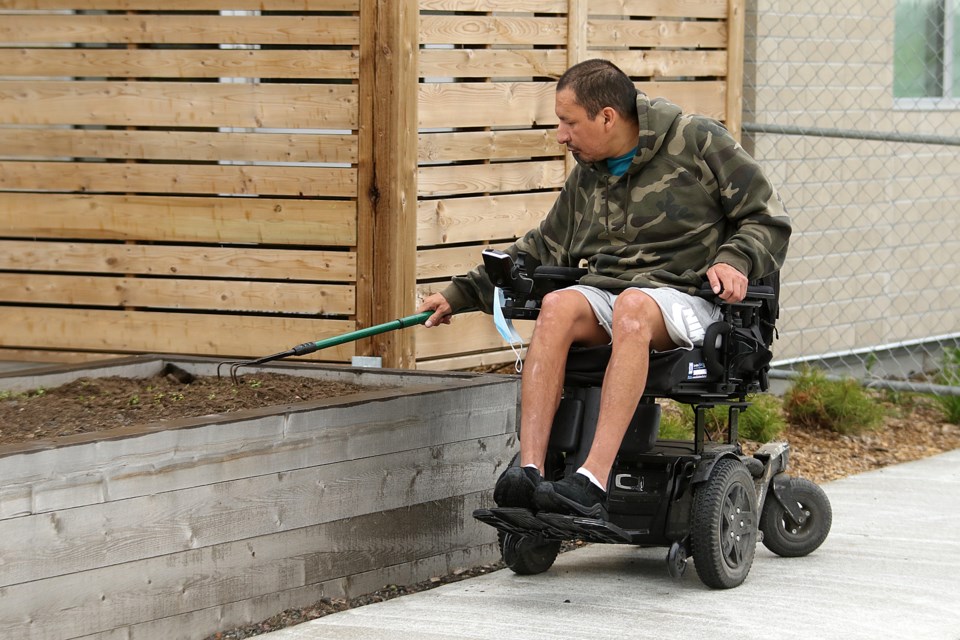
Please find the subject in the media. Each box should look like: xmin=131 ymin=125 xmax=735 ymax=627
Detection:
xmin=601 ymin=106 xmax=617 ymax=129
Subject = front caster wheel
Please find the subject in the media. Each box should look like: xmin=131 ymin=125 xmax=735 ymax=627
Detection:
xmin=666 ymin=541 xmax=688 ymax=579
xmin=690 ymin=458 xmax=758 ymax=589
xmin=499 ymin=532 xmax=561 ymax=575
xmin=760 ymin=476 xmax=832 ymax=557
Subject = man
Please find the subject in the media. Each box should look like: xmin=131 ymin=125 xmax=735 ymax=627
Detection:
xmin=418 ymin=59 xmax=790 ymax=519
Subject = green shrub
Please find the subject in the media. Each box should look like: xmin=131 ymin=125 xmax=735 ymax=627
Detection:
xmin=655 ymin=396 xmax=785 ymax=443
xmin=934 ymin=347 xmax=960 ymax=424
xmin=658 ymin=403 xmax=694 ymax=440
xmin=783 ymin=367 xmax=884 ymax=435
xmin=738 ymin=394 xmax=788 ymax=442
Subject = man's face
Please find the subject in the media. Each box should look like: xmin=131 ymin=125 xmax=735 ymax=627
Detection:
xmin=555 ymin=87 xmax=608 ymax=163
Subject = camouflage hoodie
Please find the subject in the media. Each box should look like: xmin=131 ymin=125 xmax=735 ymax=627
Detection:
xmin=441 ymin=93 xmax=791 ymax=314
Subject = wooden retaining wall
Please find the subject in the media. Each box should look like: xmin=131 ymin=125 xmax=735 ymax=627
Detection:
xmin=0 ymin=0 xmax=745 ymax=370
xmin=0 ymin=356 xmax=521 ymax=639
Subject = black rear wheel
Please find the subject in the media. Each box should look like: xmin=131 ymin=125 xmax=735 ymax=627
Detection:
xmin=499 ymin=531 xmax=561 ymax=575
xmin=690 ymin=458 xmax=758 ymax=589
xmin=760 ymin=476 xmax=832 ymax=557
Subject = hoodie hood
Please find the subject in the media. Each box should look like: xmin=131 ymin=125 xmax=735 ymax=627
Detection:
xmin=576 ymin=92 xmax=683 ymax=177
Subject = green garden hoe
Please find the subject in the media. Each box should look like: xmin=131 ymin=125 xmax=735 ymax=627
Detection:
xmin=217 ymin=310 xmax=435 ymax=383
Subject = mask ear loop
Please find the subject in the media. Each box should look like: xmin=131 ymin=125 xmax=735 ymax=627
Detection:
xmin=493 ymin=288 xmax=525 ymax=373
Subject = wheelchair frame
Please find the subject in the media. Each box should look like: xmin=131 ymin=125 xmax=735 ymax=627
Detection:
xmin=472 ymin=250 xmax=832 ymax=589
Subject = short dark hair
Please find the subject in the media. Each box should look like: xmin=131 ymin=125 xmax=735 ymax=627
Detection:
xmin=557 ymin=59 xmax=639 ymax=121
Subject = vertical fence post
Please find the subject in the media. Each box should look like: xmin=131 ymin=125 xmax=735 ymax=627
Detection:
xmin=726 ymin=0 xmax=746 ymax=140
xmin=356 ymin=0 xmax=376 ymax=359
xmin=566 ymin=0 xmax=588 ymax=175
xmin=370 ymin=0 xmax=419 ymax=368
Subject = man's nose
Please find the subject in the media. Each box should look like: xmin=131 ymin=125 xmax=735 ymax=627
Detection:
xmin=556 ymin=125 xmax=569 ymax=144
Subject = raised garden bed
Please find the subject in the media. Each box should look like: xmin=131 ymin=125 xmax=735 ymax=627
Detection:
xmin=0 ymin=355 xmax=520 ymax=640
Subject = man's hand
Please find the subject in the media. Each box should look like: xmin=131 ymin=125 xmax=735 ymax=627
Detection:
xmin=417 ymin=292 xmax=453 ymax=328
xmin=706 ymin=263 xmax=748 ymax=303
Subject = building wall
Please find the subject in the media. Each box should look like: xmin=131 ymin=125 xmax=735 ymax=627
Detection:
xmin=745 ymin=0 xmax=960 ymax=364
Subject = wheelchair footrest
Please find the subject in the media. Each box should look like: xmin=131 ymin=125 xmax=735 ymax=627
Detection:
xmin=536 ymin=512 xmax=634 ymax=544
xmin=473 ymin=507 xmax=634 ymax=544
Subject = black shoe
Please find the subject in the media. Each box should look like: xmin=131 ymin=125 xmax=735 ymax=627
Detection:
xmin=494 ymin=466 xmax=542 ymax=509
xmin=534 ymin=472 xmax=607 ymax=519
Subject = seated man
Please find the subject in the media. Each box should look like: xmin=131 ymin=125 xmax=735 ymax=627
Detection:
xmin=418 ymin=59 xmax=791 ymax=520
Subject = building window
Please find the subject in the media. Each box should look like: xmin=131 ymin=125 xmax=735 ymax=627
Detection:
xmin=894 ymin=0 xmax=959 ymax=105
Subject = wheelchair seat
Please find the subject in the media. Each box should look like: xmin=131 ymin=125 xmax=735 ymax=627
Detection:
xmin=480 ymin=247 xmax=781 ymax=467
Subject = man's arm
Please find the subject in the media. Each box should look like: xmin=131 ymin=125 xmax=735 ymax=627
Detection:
xmin=699 ymin=120 xmax=792 ymax=285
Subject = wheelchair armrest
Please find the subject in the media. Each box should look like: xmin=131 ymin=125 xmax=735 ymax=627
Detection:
xmin=482 ymin=249 xmax=533 ymax=296
xmin=531 ymin=265 xmax=588 ymax=297
xmin=483 ymin=250 xmax=586 ymax=320
xmin=695 ymin=282 xmax=775 ymax=307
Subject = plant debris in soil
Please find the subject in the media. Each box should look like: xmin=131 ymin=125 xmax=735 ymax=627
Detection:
xmin=0 ymin=367 xmax=373 ymax=446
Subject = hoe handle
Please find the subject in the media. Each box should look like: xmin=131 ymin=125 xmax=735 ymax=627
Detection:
xmin=289 ymin=310 xmax=435 ymax=357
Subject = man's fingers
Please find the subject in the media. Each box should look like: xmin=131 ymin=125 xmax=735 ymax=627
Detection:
xmin=706 ymin=269 xmax=723 ymax=295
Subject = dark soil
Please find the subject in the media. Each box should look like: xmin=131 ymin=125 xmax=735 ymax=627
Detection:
xmin=0 ymin=368 xmax=371 ymax=446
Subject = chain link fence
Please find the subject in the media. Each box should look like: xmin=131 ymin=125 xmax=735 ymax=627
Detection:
xmin=742 ymin=0 xmax=960 ymax=395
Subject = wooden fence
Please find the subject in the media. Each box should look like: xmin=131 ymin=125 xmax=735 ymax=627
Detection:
xmin=0 ymin=0 xmax=744 ymax=370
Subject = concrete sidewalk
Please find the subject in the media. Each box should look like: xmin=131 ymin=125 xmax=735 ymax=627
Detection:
xmin=261 ymin=449 xmax=960 ymax=640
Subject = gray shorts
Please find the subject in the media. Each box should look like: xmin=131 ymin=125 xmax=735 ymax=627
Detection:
xmin=566 ymin=285 xmax=721 ymax=351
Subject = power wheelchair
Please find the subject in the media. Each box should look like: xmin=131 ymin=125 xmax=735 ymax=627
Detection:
xmin=473 ymin=250 xmax=832 ymax=589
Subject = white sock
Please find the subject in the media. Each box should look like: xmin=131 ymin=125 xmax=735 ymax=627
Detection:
xmin=576 ymin=467 xmax=606 ymax=491
xmin=523 ymin=463 xmax=542 ymax=476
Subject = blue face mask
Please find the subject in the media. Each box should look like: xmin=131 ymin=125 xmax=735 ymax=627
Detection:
xmin=493 ymin=287 xmax=525 ymax=372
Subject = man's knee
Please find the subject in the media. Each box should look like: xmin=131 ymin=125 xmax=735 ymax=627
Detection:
xmin=536 ymin=290 xmax=589 ymax=327
xmin=533 ymin=290 xmax=605 ymax=346
xmin=611 ymin=289 xmax=664 ymax=341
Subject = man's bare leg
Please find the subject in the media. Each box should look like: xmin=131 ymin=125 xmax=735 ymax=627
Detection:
xmin=519 ymin=290 xmax=609 ymax=472
xmin=579 ymin=289 xmax=676 ymax=488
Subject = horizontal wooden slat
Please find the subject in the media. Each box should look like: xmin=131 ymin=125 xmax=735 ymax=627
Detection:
xmin=1 ymin=129 xmax=358 ymax=164
xmin=0 ymin=194 xmax=357 ymax=245
xmin=416 ymin=242 xmax=510 ymax=280
xmin=419 ymin=48 xmax=567 ymax=80
xmin=416 ymin=348 xmax=519 ymax=371
xmin=0 ymin=348 xmax=121 ymax=365
xmin=0 ymin=15 xmax=359 ymax=46
xmin=419 ymin=48 xmax=725 ymax=81
xmin=419 ymin=81 xmax=726 ymax=132
xmin=590 ymin=0 xmax=727 ymax=19
xmin=0 ymin=161 xmax=357 ymax=198
xmin=0 ymin=81 xmax=358 ymax=129
xmin=419 ymin=15 xmax=565 ymax=46
xmin=588 ymin=17 xmax=727 ymax=48
xmin=418 ymin=160 xmax=566 ymax=197
xmin=413 ymin=303 xmax=533 ymax=359
xmin=417 ymin=191 xmax=556 ymax=246
xmin=419 ymin=0 xmax=566 ymax=11
xmin=602 ymin=49 xmax=728 ymax=78
xmin=0 ymin=0 xmax=359 ymax=9
xmin=419 ymin=82 xmax=556 ymax=129
xmin=0 ymin=274 xmax=355 ymax=314
xmin=638 ymin=80 xmax=727 ymax=120
xmin=0 ymin=438 xmax=499 ymax=586
xmin=418 ymin=130 xmax=562 ymax=163
xmin=0 ymin=49 xmax=360 ymax=80
xmin=0 ymin=240 xmax=356 ymax=283
xmin=0 ymin=307 xmax=357 ymax=360
xmin=0 ymin=241 xmax=357 ymax=282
